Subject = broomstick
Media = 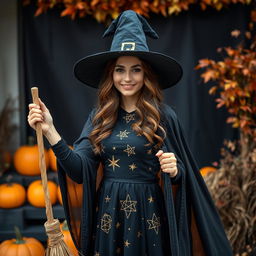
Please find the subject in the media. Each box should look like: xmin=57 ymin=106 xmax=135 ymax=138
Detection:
xmin=31 ymin=87 xmax=73 ymax=256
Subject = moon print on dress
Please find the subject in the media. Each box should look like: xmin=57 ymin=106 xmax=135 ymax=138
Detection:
xmin=93 ymin=108 xmax=169 ymax=255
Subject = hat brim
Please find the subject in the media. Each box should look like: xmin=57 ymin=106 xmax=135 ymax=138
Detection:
xmin=74 ymin=51 xmax=183 ymax=89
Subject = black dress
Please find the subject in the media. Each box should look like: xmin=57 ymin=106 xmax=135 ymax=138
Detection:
xmin=93 ymin=107 xmax=171 ymax=255
xmin=55 ymin=103 xmax=233 ymax=256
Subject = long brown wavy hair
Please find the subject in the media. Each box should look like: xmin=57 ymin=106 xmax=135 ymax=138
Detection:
xmin=89 ymin=57 xmax=167 ymax=155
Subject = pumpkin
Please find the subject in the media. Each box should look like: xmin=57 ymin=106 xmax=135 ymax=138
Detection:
xmin=27 ymin=180 xmax=57 ymax=207
xmin=13 ymin=137 xmax=49 ymax=176
xmin=0 ymin=226 xmax=44 ymax=256
xmin=0 ymin=183 xmax=26 ymax=208
xmin=200 ymin=166 xmax=217 ymax=177
xmin=57 ymin=185 xmax=63 ymax=205
xmin=48 ymin=148 xmax=57 ymax=171
xmin=60 ymin=220 xmax=78 ymax=256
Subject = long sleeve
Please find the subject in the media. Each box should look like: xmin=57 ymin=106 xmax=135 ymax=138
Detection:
xmin=55 ymin=108 xmax=100 ymax=184
xmin=51 ymin=138 xmax=83 ymax=183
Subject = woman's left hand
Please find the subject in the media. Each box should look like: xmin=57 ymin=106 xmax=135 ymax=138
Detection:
xmin=155 ymin=150 xmax=178 ymax=177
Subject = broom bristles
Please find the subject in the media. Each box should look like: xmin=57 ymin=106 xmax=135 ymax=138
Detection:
xmin=44 ymin=219 xmax=73 ymax=256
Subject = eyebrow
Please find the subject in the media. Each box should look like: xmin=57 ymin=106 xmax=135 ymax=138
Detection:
xmin=115 ymin=64 xmax=142 ymax=68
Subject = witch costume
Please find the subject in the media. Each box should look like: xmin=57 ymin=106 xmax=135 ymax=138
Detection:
xmin=52 ymin=10 xmax=233 ymax=256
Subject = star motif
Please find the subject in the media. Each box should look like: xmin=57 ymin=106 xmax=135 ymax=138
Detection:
xmin=116 ymin=130 xmax=130 ymax=140
xmin=116 ymin=222 xmax=121 ymax=229
xmin=124 ymin=240 xmax=131 ymax=247
xmin=129 ymin=163 xmax=137 ymax=171
xmin=147 ymin=213 xmax=161 ymax=234
xmin=123 ymin=144 xmax=135 ymax=156
xmin=105 ymin=195 xmax=111 ymax=203
xmin=108 ymin=155 xmax=120 ymax=171
xmin=148 ymin=196 xmax=154 ymax=203
xmin=100 ymin=213 xmax=112 ymax=234
xmin=137 ymin=231 xmax=142 ymax=238
xmin=112 ymin=146 xmax=116 ymax=150
xmin=123 ymin=113 xmax=135 ymax=123
xmin=120 ymin=194 xmax=137 ymax=218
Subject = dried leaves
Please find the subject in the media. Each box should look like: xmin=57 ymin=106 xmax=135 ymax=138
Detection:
xmin=204 ymin=138 xmax=256 ymax=255
xmin=23 ymin=0 xmax=253 ymax=23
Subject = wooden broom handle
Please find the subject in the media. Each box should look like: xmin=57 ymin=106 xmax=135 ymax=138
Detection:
xmin=31 ymin=87 xmax=54 ymax=222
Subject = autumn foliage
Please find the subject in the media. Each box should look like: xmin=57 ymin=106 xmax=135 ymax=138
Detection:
xmin=196 ymin=9 xmax=256 ymax=255
xmin=23 ymin=0 xmax=253 ymax=23
xmin=195 ymin=10 xmax=256 ymax=140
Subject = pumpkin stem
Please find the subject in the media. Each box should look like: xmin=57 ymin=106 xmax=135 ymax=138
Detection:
xmin=14 ymin=226 xmax=25 ymax=244
xmin=62 ymin=220 xmax=69 ymax=231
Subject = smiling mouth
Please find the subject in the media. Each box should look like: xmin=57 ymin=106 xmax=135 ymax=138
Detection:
xmin=121 ymin=84 xmax=135 ymax=89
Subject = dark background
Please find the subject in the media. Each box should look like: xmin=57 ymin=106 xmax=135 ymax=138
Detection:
xmin=19 ymin=2 xmax=251 ymax=167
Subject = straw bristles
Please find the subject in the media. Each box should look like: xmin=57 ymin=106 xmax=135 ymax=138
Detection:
xmin=44 ymin=219 xmax=73 ymax=256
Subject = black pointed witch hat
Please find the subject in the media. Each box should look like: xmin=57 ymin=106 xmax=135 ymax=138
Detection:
xmin=74 ymin=10 xmax=183 ymax=89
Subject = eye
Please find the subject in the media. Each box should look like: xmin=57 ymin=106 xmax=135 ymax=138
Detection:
xmin=114 ymin=68 xmax=124 ymax=73
xmin=132 ymin=68 xmax=142 ymax=72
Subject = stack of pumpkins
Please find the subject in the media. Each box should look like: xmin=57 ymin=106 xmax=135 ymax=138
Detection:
xmin=0 ymin=137 xmax=62 ymax=208
xmin=0 ymin=138 xmax=78 ymax=256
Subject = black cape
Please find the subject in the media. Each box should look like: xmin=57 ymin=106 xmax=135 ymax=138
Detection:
xmin=57 ymin=103 xmax=233 ymax=256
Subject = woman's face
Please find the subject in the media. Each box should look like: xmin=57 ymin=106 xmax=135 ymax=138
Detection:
xmin=113 ymin=56 xmax=144 ymax=100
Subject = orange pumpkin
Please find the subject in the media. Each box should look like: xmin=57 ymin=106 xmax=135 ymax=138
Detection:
xmin=0 ymin=226 xmax=44 ymax=256
xmin=200 ymin=166 xmax=217 ymax=177
xmin=57 ymin=185 xmax=63 ymax=205
xmin=27 ymin=180 xmax=57 ymax=207
xmin=48 ymin=148 xmax=57 ymax=171
xmin=14 ymin=138 xmax=49 ymax=176
xmin=0 ymin=183 xmax=26 ymax=208
xmin=60 ymin=220 xmax=78 ymax=256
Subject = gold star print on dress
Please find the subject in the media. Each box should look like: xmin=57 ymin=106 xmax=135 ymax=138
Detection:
xmin=105 ymin=195 xmax=111 ymax=203
xmin=108 ymin=155 xmax=120 ymax=171
xmin=129 ymin=163 xmax=137 ymax=171
xmin=148 ymin=196 xmax=154 ymax=203
xmin=123 ymin=144 xmax=135 ymax=156
xmin=123 ymin=113 xmax=136 ymax=123
xmin=116 ymin=130 xmax=130 ymax=140
xmin=124 ymin=240 xmax=131 ymax=247
xmin=147 ymin=213 xmax=161 ymax=234
xmin=100 ymin=213 xmax=112 ymax=234
xmin=120 ymin=194 xmax=137 ymax=218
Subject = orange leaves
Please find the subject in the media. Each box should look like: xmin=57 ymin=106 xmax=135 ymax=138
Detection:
xmin=201 ymin=70 xmax=217 ymax=83
xmin=196 ymin=11 xmax=256 ymax=138
xmin=22 ymin=0 xmax=253 ymax=23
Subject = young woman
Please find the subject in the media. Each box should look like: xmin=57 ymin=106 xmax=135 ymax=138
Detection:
xmin=28 ymin=10 xmax=232 ymax=256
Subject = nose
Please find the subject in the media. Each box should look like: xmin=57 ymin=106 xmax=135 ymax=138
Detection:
xmin=124 ymin=71 xmax=131 ymax=82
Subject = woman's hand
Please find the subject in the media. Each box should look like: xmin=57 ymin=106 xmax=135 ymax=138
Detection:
xmin=155 ymin=150 xmax=178 ymax=177
xmin=28 ymin=99 xmax=61 ymax=145
xmin=28 ymin=98 xmax=53 ymax=134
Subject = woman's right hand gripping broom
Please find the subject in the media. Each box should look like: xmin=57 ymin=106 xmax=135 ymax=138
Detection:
xmin=28 ymin=98 xmax=61 ymax=146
